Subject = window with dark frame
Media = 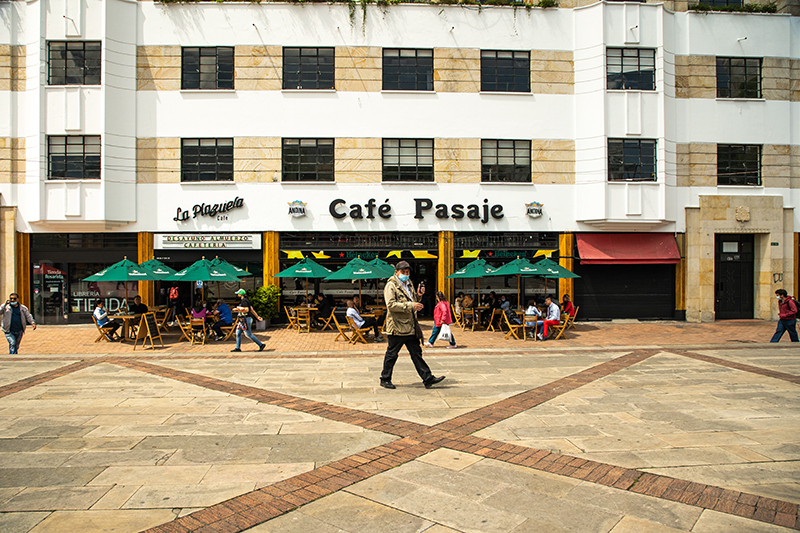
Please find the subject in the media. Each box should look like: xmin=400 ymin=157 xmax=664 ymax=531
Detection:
xmin=481 ymin=140 xmax=531 ymax=183
xmin=481 ymin=50 xmax=530 ymax=93
xmin=608 ymin=139 xmax=657 ymax=182
xmin=283 ymin=47 xmax=335 ymax=90
xmin=717 ymin=144 xmax=761 ymax=186
xmin=282 ymin=139 xmax=335 ymax=182
xmin=382 ymin=139 xmax=434 ymax=182
xmin=703 ymin=0 xmax=743 ymax=6
xmin=716 ymin=57 xmax=761 ymax=99
xmin=382 ymin=49 xmax=434 ymax=91
xmin=47 ymin=41 xmax=101 ymax=85
xmin=181 ymin=47 xmax=234 ymax=90
xmin=181 ymin=138 xmax=234 ymax=182
xmin=47 ymin=136 xmax=101 ymax=180
xmin=607 ymin=48 xmax=656 ymax=91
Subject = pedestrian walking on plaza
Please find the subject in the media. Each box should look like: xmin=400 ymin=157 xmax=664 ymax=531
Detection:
xmin=231 ymin=289 xmax=265 ymax=352
xmin=1 ymin=293 xmax=36 ymax=354
xmin=425 ymin=291 xmax=457 ymax=349
xmin=771 ymin=289 xmax=798 ymax=343
xmin=379 ymin=260 xmax=445 ymax=389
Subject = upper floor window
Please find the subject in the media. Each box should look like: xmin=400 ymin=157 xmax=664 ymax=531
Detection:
xmin=607 ymin=48 xmax=655 ymax=91
xmin=383 ymin=49 xmax=434 ymax=91
xmin=608 ymin=139 xmax=656 ymax=182
xmin=717 ymin=144 xmax=761 ymax=186
xmin=181 ymin=138 xmax=233 ymax=182
xmin=48 ymin=41 xmax=101 ymax=85
xmin=716 ymin=57 xmax=761 ymax=99
xmin=382 ymin=139 xmax=434 ymax=182
xmin=481 ymin=140 xmax=531 ymax=183
xmin=481 ymin=50 xmax=530 ymax=93
xmin=181 ymin=47 xmax=234 ymax=90
xmin=47 ymin=136 xmax=101 ymax=180
xmin=283 ymin=47 xmax=335 ymax=90
xmin=282 ymin=139 xmax=334 ymax=182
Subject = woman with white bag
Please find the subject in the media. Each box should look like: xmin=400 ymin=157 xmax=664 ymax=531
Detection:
xmin=424 ymin=291 xmax=457 ymax=349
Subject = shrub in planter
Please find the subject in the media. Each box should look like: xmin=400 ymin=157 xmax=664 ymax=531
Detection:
xmin=247 ymin=285 xmax=281 ymax=328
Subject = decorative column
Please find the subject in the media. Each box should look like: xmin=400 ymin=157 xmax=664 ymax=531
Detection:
xmin=437 ymin=231 xmax=454 ymax=302
xmin=137 ymin=232 xmax=155 ymax=306
xmin=558 ymin=232 xmax=574 ymax=298
xmin=675 ymin=233 xmax=686 ymax=320
xmin=263 ymin=231 xmax=280 ymax=287
xmin=0 ymin=207 xmax=17 ymax=301
xmin=14 ymin=231 xmax=30 ymax=307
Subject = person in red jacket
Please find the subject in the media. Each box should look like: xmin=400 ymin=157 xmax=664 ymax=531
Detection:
xmin=771 ymin=289 xmax=798 ymax=342
xmin=425 ymin=291 xmax=457 ymax=348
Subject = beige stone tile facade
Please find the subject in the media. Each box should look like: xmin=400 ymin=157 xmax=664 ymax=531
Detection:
xmin=336 ymin=47 xmax=381 ymax=92
xmin=137 ymin=46 xmax=181 ymax=91
xmin=762 ymin=57 xmax=792 ymax=101
xmin=0 ymin=138 xmax=26 ymax=185
xmin=334 ymin=138 xmax=382 ymax=183
xmin=530 ymin=50 xmax=574 ymax=95
xmin=234 ymin=137 xmax=281 ymax=182
xmin=761 ymin=144 xmax=791 ymax=188
xmin=676 ymin=143 xmax=798 ymax=188
xmin=0 ymin=45 xmax=26 ymax=92
xmin=434 ymin=48 xmax=481 ymax=93
xmin=0 ymin=206 xmax=16 ymax=301
xmin=235 ymin=46 xmax=282 ymax=91
xmin=531 ymin=139 xmax=575 ymax=184
xmin=434 ymin=138 xmax=481 ymax=183
xmin=674 ymin=55 xmax=716 ymax=99
xmin=136 ymin=138 xmax=180 ymax=183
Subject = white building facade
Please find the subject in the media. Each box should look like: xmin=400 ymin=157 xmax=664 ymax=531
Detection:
xmin=1 ymin=0 xmax=798 ymax=324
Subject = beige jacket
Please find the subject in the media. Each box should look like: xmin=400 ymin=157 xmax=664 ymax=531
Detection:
xmin=383 ymin=276 xmax=419 ymax=336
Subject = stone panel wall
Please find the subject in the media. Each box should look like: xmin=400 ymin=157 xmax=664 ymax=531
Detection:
xmin=433 ymin=48 xmax=480 ymax=93
xmin=334 ymin=138 xmax=382 ymax=183
xmin=0 ymin=206 xmax=16 ymax=302
xmin=674 ymin=55 xmax=716 ymax=99
xmin=762 ymin=57 xmax=792 ymax=101
xmin=531 ymin=50 xmax=574 ymax=95
xmin=234 ymin=137 xmax=280 ymax=182
xmin=0 ymin=138 xmax=26 ymax=184
xmin=531 ymin=139 xmax=575 ymax=184
xmin=235 ymin=46 xmax=282 ymax=91
xmin=0 ymin=45 xmax=25 ymax=92
xmin=434 ymin=138 xmax=481 ymax=183
xmin=762 ymin=144 xmax=791 ymax=188
xmin=676 ymin=143 xmax=716 ymax=187
xmin=136 ymin=138 xmax=180 ymax=183
xmin=137 ymin=46 xmax=181 ymax=91
xmin=336 ymin=47 xmax=381 ymax=92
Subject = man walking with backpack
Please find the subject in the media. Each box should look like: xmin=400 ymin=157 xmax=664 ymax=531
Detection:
xmin=771 ymin=289 xmax=798 ymax=342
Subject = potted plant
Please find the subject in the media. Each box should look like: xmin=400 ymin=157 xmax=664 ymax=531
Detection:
xmin=248 ymin=285 xmax=281 ymax=330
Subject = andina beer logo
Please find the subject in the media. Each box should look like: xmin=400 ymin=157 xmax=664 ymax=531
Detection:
xmin=288 ymin=200 xmax=307 ymax=218
xmin=526 ymin=202 xmax=544 ymax=218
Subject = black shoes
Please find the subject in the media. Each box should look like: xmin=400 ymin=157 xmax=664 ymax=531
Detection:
xmin=231 ymin=348 xmax=241 ymax=352
xmin=424 ymin=376 xmax=446 ymax=389
xmin=259 ymin=344 xmax=265 ymax=352
xmin=380 ymin=380 xmax=396 ymax=389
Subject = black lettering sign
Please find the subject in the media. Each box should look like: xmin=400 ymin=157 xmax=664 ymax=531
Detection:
xmin=174 ymin=197 xmax=244 ymax=223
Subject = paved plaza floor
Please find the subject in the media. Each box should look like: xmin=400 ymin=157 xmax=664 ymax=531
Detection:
xmin=0 ymin=319 xmax=798 ymax=532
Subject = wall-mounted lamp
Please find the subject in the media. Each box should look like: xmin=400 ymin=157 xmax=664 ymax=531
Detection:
xmin=737 ymin=36 xmax=747 ymax=41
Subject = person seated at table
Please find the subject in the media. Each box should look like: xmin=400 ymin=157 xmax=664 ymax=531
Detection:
xmin=533 ymin=295 xmax=561 ymax=341
xmin=499 ymin=295 xmax=521 ymax=325
xmin=454 ymin=292 xmax=465 ymax=315
xmin=210 ymin=298 xmax=233 ymax=341
xmin=191 ymin=302 xmax=208 ymax=320
xmin=352 ymin=295 xmax=363 ymax=313
xmin=129 ymin=295 xmax=148 ymax=315
xmin=524 ymin=299 xmax=543 ymax=338
xmin=561 ymin=294 xmax=575 ymax=317
xmin=93 ymin=301 xmax=121 ymax=341
xmin=483 ymin=291 xmax=497 ymax=310
xmin=312 ymin=293 xmax=332 ymax=329
xmin=346 ymin=299 xmax=385 ymax=342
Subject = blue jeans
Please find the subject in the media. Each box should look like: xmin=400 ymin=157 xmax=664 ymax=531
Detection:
xmin=770 ymin=319 xmax=799 ymax=342
xmin=236 ymin=317 xmax=264 ymax=349
xmin=5 ymin=331 xmax=23 ymax=354
xmin=428 ymin=325 xmax=455 ymax=346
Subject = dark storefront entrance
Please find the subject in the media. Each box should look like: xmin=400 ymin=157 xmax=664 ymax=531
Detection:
xmin=714 ymin=234 xmax=754 ymax=319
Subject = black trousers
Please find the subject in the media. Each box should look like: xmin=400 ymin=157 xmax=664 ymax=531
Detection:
xmin=381 ymin=334 xmax=433 ymax=383
xmin=211 ymin=321 xmax=231 ymax=338
xmin=362 ymin=316 xmax=384 ymax=336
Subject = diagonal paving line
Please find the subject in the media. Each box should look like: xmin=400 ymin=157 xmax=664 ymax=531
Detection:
xmin=0 ymin=358 xmax=106 ymax=399
xmin=675 ymin=350 xmax=800 ymax=384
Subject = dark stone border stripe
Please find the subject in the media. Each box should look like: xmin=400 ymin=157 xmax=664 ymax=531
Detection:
xmin=0 ymin=359 xmax=103 ymax=399
xmin=677 ymin=350 xmax=800 ymax=384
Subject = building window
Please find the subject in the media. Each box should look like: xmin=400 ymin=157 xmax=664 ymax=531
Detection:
xmin=481 ymin=140 xmax=531 ymax=183
xmin=481 ymin=50 xmax=530 ymax=93
xmin=608 ymin=139 xmax=656 ymax=182
xmin=181 ymin=138 xmax=233 ymax=182
xmin=47 ymin=41 xmax=101 ymax=85
xmin=282 ymin=139 xmax=334 ymax=182
xmin=717 ymin=144 xmax=761 ymax=186
xmin=382 ymin=139 xmax=434 ymax=182
xmin=382 ymin=49 xmax=434 ymax=91
xmin=607 ymin=48 xmax=655 ymax=91
xmin=181 ymin=47 xmax=234 ymax=90
xmin=283 ymin=47 xmax=335 ymax=90
xmin=47 ymin=136 xmax=101 ymax=180
xmin=716 ymin=57 xmax=761 ymax=99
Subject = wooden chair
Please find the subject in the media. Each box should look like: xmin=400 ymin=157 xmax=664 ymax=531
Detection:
xmin=92 ymin=316 xmax=118 ymax=343
xmin=175 ymin=316 xmax=194 ymax=343
xmin=316 ymin=307 xmax=336 ymax=331
xmin=567 ymin=306 xmax=579 ymax=330
xmin=487 ymin=308 xmax=505 ymax=332
xmin=295 ymin=308 xmax=312 ymax=333
xmin=450 ymin=303 xmax=463 ymax=330
xmin=551 ymin=312 xmax=576 ymax=340
xmin=284 ymin=306 xmax=299 ymax=330
xmin=156 ymin=307 xmax=172 ymax=332
xmin=460 ymin=308 xmax=476 ymax=331
xmin=346 ymin=316 xmax=372 ymax=344
xmin=190 ymin=318 xmax=207 ymax=345
xmin=218 ymin=316 xmax=239 ymax=341
xmin=332 ymin=314 xmax=351 ymax=342
xmin=503 ymin=311 xmax=526 ymax=340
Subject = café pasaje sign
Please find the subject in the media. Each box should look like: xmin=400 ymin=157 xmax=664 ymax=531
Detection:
xmin=329 ymin=198 xmax=504 ymax=224
xmin=174 ymin=197 xmax=245 ymax=222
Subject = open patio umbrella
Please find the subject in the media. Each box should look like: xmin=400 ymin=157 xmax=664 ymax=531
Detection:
xmin=368 ymin=258 xmax=396 ymax=304
xmin=485 ymin=257 xmax=541 ymax=308
xmin=167 ymin=257 xmax=242 ymax=309
xmin=325 ymin=257 xmax=386 ymax=303
xmin=84 ymin=257 xmax=160 ymax=310
xmin=446 ymin=259 xmax=497 ymax=304
xmin=274 ymin=257 xmax=332 ymax=302
xmin=210 ymin=257 xmax=252 ymax=300
xmin=526 ymin=257 xmax=580 ymax=296
xmin=138 ymin=259 xmax=177 ymax=279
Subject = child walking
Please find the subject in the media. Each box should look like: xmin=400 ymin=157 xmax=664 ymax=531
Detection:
xmin=425 ymin=291 xmax=457 ymax=348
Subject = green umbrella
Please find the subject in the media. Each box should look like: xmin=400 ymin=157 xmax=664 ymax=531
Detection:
xmin=84 ymin=257 xmax=160 ymax=310
xmin=210 ymin=257 xmax=253 ymax=278
xmin=485 ymin=257 xmax=542 ymax=308
xmin=526 ymin=257 xmax=580 ymax=296
xmin=325 ymin=257 xmax=384 ymax=302
xmin=138 ymin=259 xmax=177 ymax=279
xmin=446 ymin=259 xmax=497 ymax=304
xmin=167 ymin=258 xmax=242 ymax=282
xmin=368 ymin=258 xmax=396 ymax=304
xmin=274 ymin=258 xmax=332 ymax=302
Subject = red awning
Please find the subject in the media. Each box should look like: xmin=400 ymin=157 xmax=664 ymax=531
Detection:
xmin=576 ymin=234 xmax=680 ymax=265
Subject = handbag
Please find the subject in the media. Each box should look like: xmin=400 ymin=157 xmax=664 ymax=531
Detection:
xmin=437 ymin=324 xmax=452 ymax=342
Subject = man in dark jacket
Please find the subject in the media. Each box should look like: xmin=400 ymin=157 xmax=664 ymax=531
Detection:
xmin=312 ymin=293 xmax=332 ymax=329
xmin=771 ymin=289 xmax=798 ymax=342
xmin=1 ymin=293 xmax=37 ymax=354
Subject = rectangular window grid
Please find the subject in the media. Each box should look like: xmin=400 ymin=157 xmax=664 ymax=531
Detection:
xmin=481 ymin=140 xmax=531 ymax=183
xmin=716 ymin=57 xmax=761 ymax=99
xmin=608 ymin=139 xmax=656 ymax=182
xmin=481 ymin=50 xmax=530 ymax=93
xmin=48 ymin=136 xmax=101 ymax=180
xmin=181 ymin=47 xmax=234 ymax=90
xmin=282 ymin=139 xmax=335 ymax=182
xmin=48 ymin=41 xmax=101 ymax=85
xmin=607 ymin=48 xmax=656 ymax=91
xmin=382 ymin=49 xmax=434 ymax=91
xmin=717 ymin=144 xmax=761 ymax=186
xmin=181 ymin=138 xmax=234 ymax=182
xmin=382 ymin=139 xmax=434 ymax=182
xmin=283 ymin=47 xmax=335 ymax=90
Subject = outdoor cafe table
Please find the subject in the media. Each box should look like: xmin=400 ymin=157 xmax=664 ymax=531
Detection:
xmin=292 ymin=307 xmax=317 ymax=333
xmin=112 ymin=314 xmax=139 ymax=342
xmin=472 ymin=306 xmax=491 ymax=329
